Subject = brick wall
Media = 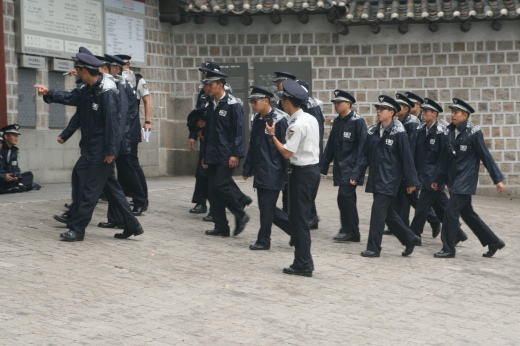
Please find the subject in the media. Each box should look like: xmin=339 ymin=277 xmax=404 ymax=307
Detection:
xmin=153 ymin=12 xmax=519 ymax=197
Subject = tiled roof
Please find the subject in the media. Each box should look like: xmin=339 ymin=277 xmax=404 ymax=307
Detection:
xmin=181 ymin=0 xmax=520 ymax=22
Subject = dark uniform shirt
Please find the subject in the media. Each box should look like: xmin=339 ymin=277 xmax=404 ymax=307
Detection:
xmin=362 ymin=120 xmax=419 ymax=197
xmin=201 ymin=92 xmax=245 ymax=165
xmin=44 ymin=74 xmax=121 ymax=163
xmin=0 ymin=145 xmax=21 ymax=181
xmin=321 ymin=110 xmax=368 ymax=186
xmin=437 ymin=120 xmax=504 ymax=195
xmin=301 ymin=97 xmax=325 ymax=161
xmin=242 ymin=108 xmax=289 ymax=191
xmin=398 ymin=113 xmax=420 ymax=159
xmin=414 ymin=120 xmax=447 ymax=191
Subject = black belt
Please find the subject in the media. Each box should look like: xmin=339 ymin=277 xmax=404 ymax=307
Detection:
xmin=290 ymin=163 xmax=319 ymax=170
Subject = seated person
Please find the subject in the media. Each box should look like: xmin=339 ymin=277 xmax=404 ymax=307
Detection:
xmin=0 ymin=124 xmax=34 ymax=193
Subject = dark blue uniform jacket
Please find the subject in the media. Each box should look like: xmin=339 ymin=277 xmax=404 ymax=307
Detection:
xmin=201 ymin=92 xmax=245 ymax=165
xmin=0 ymin=145 xmax=21 ymax=181
xmin=44 ymin=74 xmax=121 ymax=164
xmin=414 ymin=120 xmax=447 ymax=191
xmin=361 ymin=120 xmax=419 ymax=197
xmin=399 ymin=113 xmax=420 ymax=158
xmin=301 ymin=97 xmax=325 ymax=162
xmin=242 ymin=108 xmax=289 ymax=191
xmin=321 ymin=111 xmax=368 ymax=186
xmin=436 ymin=120 xmax=504 ymax=195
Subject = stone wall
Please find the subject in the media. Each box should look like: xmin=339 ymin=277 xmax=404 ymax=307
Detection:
xmin=153 ymin=12 xmax=520 ymax=197
xmin=3 ymin=0 xmax=519 ymax=197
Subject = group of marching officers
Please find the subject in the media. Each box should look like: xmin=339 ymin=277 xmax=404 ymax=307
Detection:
xmin=188 ymin=63 xmax=506 ymax=277
xmin=34 ymin=48 xmax=151 ymax=242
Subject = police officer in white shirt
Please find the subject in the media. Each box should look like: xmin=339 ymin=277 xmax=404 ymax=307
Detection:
xmin=267 ymin=79 xmax=320 ymax=277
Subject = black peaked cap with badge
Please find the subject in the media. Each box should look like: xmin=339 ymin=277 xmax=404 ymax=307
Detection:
xmin=331 ymin=89 xmax=356 ymax=104
xmin=421 ymin=98 xmax=443 ymax=113
xmin=115 ymin=54 xmax=132 ymax=63
xmin=1 ymin=124 xmax=21 ymax=135
xmin=248 ymin=86 xmax=274 ymax=99
xmin=104 ymin=54 xmax=125 ymax=67
xmin=199 ymin=61 xmax=221 ymax=73
xmin=273 ymin=72 xmax=296 ymax=83
xmin=74 ymin=53 xmax=104 ymax=69
xmin=282 ymin=79 xmax=308 ymax=102
xmin=201 ymin=69 xmax=228 ymax=84
xmin=395 ymin=93 xmax=415 ymax=109
xmin=449 ymin=98 xmax=475 ymax=114
xmin=405 ymin=91 xmax=424 ymax=104
xmin=374 ymin=95 xmax=401 ymax=112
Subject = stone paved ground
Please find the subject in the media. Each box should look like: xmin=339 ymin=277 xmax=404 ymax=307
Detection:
xmin=1 ymin=176 xmax=519 ymax=345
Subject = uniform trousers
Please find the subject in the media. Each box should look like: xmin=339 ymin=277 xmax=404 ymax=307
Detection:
xmin=441 ymin=193 xmax=500 ymax=254
xmin=0 ymin=171 xmax=33 ymax=192
xmin=255 ymin=188 xmax=281 ymax=246
xmin=367 ymin=193 xmax=417 ymax=254
xmin=274 ymin=165 xmax=320 ymax=269
xmin=410 ymin=189 xmax=466 ymax=238
xmin=191 ymin=158 xmax=209 ymax=205
xmin=67 ymin=157 xmax=90 ymax=214
xmin=207 ymin=164 xmax=246 ymax=231
xmin=67 ymin=156 xmax=141 ymax=236
xmin=337 ymin=184 xmax=360 ymax=239
xmin=130 ymin=142 xmax=148 ymax=200
xmin=115 ymin=153 xmax=146 ymax=208
xmin=393 ymin=181 xmax=440 ymax=229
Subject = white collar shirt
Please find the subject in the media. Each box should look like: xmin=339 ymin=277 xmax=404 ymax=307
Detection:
xmin=283 ymin=109 xmax=320 ymax=166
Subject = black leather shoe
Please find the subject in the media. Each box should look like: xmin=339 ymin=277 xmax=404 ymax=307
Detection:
xmin=333 ymin=232 xmax=360 ymax=242
xmin=241 ymin=196 xmax=253 ymax=208
xmin=189 ymin=203 xmax=207 ymax=214
xmin=132 ymin=205 xmax=145 ymax=216
xmin=383 ymin=229 xmax=394 ymax=236
xmin=309 ymin=216 xmax=319 ymax=230
xmin=114 ymin=225 xmax=144 ymax=239
xmin=414 ymin=235 xmax=422 ymax=246
xmin=205 ymin=229 xmax=230 ymax=237
xmin=434 ymin=250 xmax=455 ymax=258
xmin=233 ymin=214 xmax=250 ymax=236
xmin=98 ymin=222 xmax=124 ymax=229
xmin=143 ymin=199 xmax=149 ymax=212
xmin=60 ymin=230 xmax=84 ymax=242
xmin=202 ymin=214 xmax=213 ymax=222
xmin=360 ymin=250 xmax=380 ymax=257
xmin=402 ymin=236 xmax=420 ymax=256
xmin=283 ymin=265 xmax=313 ymax=277
xmin=64 ymin=203 xmax=72 ymax=209
xmin=456 ymin=231 xmax=468 ymax=245
xmin=54 ymin=212 xmax=72 ymax=224
xmin=249 ymin=243 xmax=270 ymax=250
xmin=483 ymin=239 xmax=505 ymax=258
xmin=431 ymin=222 xmax=441 ymax=238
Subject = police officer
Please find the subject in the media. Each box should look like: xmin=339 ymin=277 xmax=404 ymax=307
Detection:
xmin=296 ymin=79 xmax=324 ymax=229
xmin=321 ymin=90 xmax=368 ymax=243
xmin=188 ymin=62 xmax=235 ymax=219
xmin=116 ymin=54 xmax=150 ymax=212
xmin=56 ymin=53 xmax=143 ymax=241
xmin=409 ymin=99 xmax=468 ymax=243
xmin=243 ymin=86 xmax=289 ymax=250
xmin=433 ymin=99 xmax=505 ymax=258
xmin=405 ymin=91 xmax=424 ymax=121
xmin=95 ymin=54 xmax=147 ymax=227
xmin=267 ymin=79 xmax=320 ymax=277
xmin=0 ymin=124 xmax=33 ymax=193
xmin=358 ymin=95 xmax=420 ymax=257
xmin=273 ymin=72 xmax=296 ymax=113
xmin=197 ymin=69 xmax=250 ymax=237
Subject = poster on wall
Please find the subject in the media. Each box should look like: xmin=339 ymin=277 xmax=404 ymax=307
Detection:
xmin=15 ymin=0 xmax=104 ymax=58
xmin=104 ymin=0 xmax=146 ymax=68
